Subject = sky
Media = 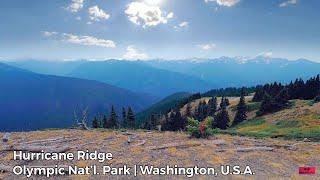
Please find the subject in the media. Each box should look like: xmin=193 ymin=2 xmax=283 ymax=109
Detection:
xmin=0 ymin=0 xmax=320 ymax=61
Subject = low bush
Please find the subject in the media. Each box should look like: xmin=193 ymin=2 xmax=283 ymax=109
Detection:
xmin=186 ymin=117 xmax=213 ymax=138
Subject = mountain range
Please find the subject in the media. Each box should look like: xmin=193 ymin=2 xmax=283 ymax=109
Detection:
xmin=2 ymin=57 xmax=320 ymax=131
xmin=145 ymin=57 xmax=320 ymax=87
xmin=0 ymin=63 xmax=156 ymax=131
xmin=7 ymin=57 xmax=320 ymax=98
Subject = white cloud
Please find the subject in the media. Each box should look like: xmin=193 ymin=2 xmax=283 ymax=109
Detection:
xmin=123 ymin=46 xmax=149 ymax=60
xmin=125 ymin=1 xmax=174 ymax=28
xmin=88 ymin=6 xmax=110 ymax=22
xmin=167 ymin=12 xmax=174 ymax=19
xmin=258 ymin=51 xmax=273 ymax=58
xmin=205 ymin=0 xmax=240 ymax=7
xmin=279 ymin=0 xmax=298 ymax=7
xmin=76 ymin=16 xmax=81 ymax=20
xmin=179 ymin=21 xmax=188 ymax=28
xmin=61 ymin=33 xmax=116 ymax=48
xmin=174 ymin=21 xmax=189 ymax=30
xmin=198 ymin=43 xmax=216 ymax=50
xmin=66 ymin=0 xmax=84 ymax=13
xmin=41 ymin=31 xmax=57 ymax=37
xmin=42 ymin=32 xmax=116 ymax=48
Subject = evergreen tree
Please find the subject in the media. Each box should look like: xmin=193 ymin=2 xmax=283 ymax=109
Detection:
xmin=107 ymin=105 xmax=118 ymax=129
xmin=168 ymin=111 xmax=174 ymax=130
xmin=185 ymin=103 xmax=192 ymax=117
xmin=208 ymin=97 xmax=217 ymax=116
xmin=127 ymin=107 xmax=136 ymax=129
xmin=161 ymin=113 xmax=169 ymax=131
xmin=225 ymin=98 xmax=230 ymax=106
xmin=149 ymin=113 xmax=157 ymax=130
xmin=219 ymin=96 xmax=225 ymax=109
xmin=232 ymin=88 xmax=247 ymax=126
xmin=102 ymin=115 xmax=108 ymax=128
xmin=193 ymin=104 xmax=200 ymax=120
xmin=168 ymin=109 xmax=185 ymax=131
xmin=257 ymin=93 xmax=274 ymax=116
xmin=92 ymin=116 xmax=99 ymax=128
xmin=215 ymin=103 xmax=230 ymax=130
xmin=121 ymin=107 xmax=127 ymax=128
xmin=274 ymin=88 xmax=289 ymax=109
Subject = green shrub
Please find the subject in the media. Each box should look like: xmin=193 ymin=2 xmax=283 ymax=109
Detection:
xmin=186 ymin=117 xmax=213 ymax=138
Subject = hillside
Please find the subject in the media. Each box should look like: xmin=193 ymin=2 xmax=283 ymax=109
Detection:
xmin=179 ymin=96 xmax=320 ymax=140
xmin=0 ymin=63 xmax=156 ymax=132
xmin=0 ymin=130 xmax=319 ymax=179
xmin=136 ymin=92 xmax=192 ymax=124
xmin=67 ymin=60 xmax=213 ymax=97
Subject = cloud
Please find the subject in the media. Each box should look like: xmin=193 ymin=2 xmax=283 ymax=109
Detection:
xmin=42 ymin=32 xmax=116 ymax=48
xmin=179 ymin=21 xmax=189 ymax=28
xmin=62 ymin=33 xmax=116 ymax=48
xmin=41 ymin=31 xmax=57 ymax=37
xmin=279 ymin=0 xmax=298 ymax=7
xmin=125 ymin=1 xmax=174 ymax=28
xmin=174 ymin=21 xmax=189 ymax=30
xmin=123 ymin=46 xmax=149 ymax=60
xmin=167 ymin=12 xmax=174 ymax=19
xmin=66 ymin=0 xmax=84 ymax=13
xmin=258 ymin=51 xmax=273 ymax=58
xmin=88 ymin=6 xmax=110 ymax=22
xmin=198 ymin=43 xmax=216 ymax=50
xmin=205 ymin=0 xmax=240 ymax=7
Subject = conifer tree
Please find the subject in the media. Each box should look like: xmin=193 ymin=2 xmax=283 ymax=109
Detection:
xmin=122 ymin=107 xmax=127 ymax=128
xmin=149 ymin=113 xmax=157 ymax=130
xmin=185 ymin=103 xmax=192 ymax=117
xmin=208 ymin=97 xmax=217 ymax=116
xmin=92 ymin=116 xmax=99 ymax=128
xmin=127 ymin=107 xmax=135 ymax=129
xmin=215 ymin=102 xmax=230 ymax=129
xmin=168 ymin=109 xmax=185 ymax=131
xmin=102 ymin=115 xmax=108 ymax=128
xmin=193 ymin=104 xmax=200 ymax=120
xmin=257 ymin=93 xmax=274 ymax=116
xmin=225 ymin=98 xmax=230 ymax=106
xmin=219 ymin=97 xmax=225 ymax=109
xmin=107 ymin=105 xmax=118 ymax=129
xmin=232 ymin=88 xmax=247 ymax=126
xmin=274 ymin=88 xmax=289 ymax=108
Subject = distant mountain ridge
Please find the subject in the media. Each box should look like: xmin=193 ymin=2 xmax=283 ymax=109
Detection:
xmin=145 ymin=57 xmax=320 ymax=87
xmin=0 ymin=63 xmax=156 ymax=132
xmin=5 ymin=57 xmax=320 ymax=97
xmin=6 ymin=60 xmax=214 ymax=97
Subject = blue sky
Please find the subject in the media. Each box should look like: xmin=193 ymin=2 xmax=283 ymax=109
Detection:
xmin=0 ymin=0 xmax=320 ymax=61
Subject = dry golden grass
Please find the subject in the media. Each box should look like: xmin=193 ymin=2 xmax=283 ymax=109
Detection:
xmin=1 ymin=129 xmax=319 ymax=179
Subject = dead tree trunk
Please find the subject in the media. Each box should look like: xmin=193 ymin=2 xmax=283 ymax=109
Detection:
xmin=74 ymin=106 xmax=89 ymax=130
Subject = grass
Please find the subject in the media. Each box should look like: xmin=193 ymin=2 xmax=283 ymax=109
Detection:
xmin=246 ymin=102 xmax=261 ymax=111
xmin=212 ymin=116 xmax=320 ymax=140
xmin=275 ymin=120 xmax=300 ymax=128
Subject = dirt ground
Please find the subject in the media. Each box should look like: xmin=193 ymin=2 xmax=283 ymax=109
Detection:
xmin=0 ymin=130 xmax=319 ymax=180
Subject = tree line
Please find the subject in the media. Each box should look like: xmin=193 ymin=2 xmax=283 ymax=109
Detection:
xmin=253 ymin=75 xmax=320 ymax=115
xmin=91 ymin=105 xmax=136 ymax=129
xmin=144 ymin=88 xmax=248 ymax=132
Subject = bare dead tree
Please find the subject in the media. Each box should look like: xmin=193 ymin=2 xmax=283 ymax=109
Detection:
xmin=74 ymin=106 xmax=89 ymax=130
